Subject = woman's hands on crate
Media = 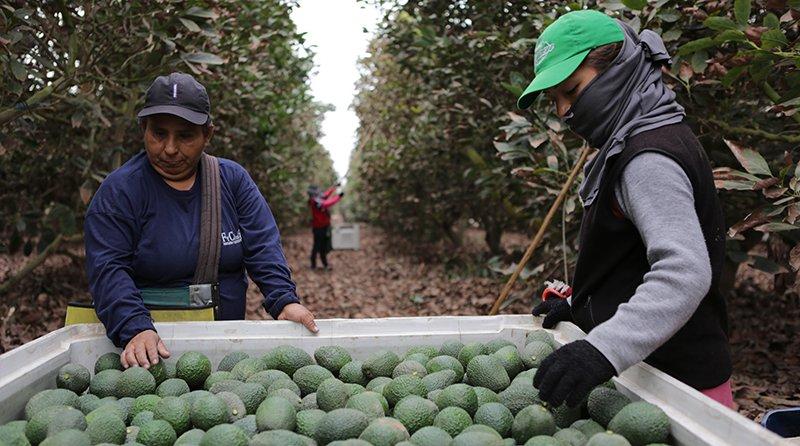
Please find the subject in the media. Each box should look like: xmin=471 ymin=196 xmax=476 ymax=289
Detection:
xmin=122 ymin=329 xmax=171 ymax=368
xmin=278 ymin=303 xmax=319 ymax=333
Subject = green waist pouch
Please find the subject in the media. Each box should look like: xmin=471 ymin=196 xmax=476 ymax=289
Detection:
xmin=141 ymin=284 xmax=219 ymax=308
xmin=65 ymin=284 xmax=219 ymax=325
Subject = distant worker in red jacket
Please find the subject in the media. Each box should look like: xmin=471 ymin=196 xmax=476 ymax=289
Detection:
xmin=308 ymin=184 xmax=343 ymax=270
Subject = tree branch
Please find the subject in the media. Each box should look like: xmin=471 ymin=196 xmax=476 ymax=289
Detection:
xmin=0 ymin=77 xmax=66 ymax=127
xmin=763 ymin=82 xmax=800 ymax=126
xmin=0 ymin=234 xmax=64 ymax=295
xmin=704 ymin=117 xmax=800 ymax=144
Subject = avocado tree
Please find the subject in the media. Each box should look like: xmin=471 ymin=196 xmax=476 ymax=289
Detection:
xmin=493 ymin=0 xmax=800 ymax=289
xmin=352 ymin=2 xmax=539 ymax=254
xmin=352 ymin=0 xmax=800 ymax=290
xmin=0 ymin=1 xmax=335 ymax=271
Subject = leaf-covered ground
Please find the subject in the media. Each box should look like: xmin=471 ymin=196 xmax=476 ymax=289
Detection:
xmin=246 ymin=225 xmax=528 ymax=320
xmin=728 ymin=275 xmax=800 ymax=420
xmin=0 ymin=225 xmax=797 ymax=422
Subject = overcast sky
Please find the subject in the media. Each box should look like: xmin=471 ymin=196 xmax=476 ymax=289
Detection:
xmin=292 ymin=1 xmax=383 ymax=180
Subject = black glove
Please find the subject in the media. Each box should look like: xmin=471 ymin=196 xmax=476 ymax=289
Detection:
xmin=532 ymin=299 xmax=572 ymax=329
xmin=533 ymin=340 xmax=616 ymax=408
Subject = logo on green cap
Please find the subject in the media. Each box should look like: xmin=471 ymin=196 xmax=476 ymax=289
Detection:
xmin=534 ymin=41 xmax=555 ymax=67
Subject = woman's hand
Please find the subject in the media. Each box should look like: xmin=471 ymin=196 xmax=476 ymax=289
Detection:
xmin=533 ymin=340 xmax=616 ymax=407
xmin=122 ymin=329 xmax=171 ymax=369
xmin=532 ymin=299 xmax=572 ymax=329
xmin=278 ymin=303 xmax=319 ymax=333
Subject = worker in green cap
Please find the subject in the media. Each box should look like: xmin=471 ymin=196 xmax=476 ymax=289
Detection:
xmin=520 ymin=10 xmax=733 ymax=408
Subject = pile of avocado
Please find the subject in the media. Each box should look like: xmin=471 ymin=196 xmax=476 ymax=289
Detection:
xmin=0 ymin=329 xmax=672 ymax=446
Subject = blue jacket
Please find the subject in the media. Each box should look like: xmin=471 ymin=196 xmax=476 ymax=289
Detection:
xmin=84 ymin=151 xmax=299 ymax=347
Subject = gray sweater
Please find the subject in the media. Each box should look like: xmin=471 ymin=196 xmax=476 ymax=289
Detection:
xmin=582 ymin=151 xmax=712 ymax=374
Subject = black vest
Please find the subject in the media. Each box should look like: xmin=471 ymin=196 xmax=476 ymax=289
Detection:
xmin=571 ymin=122 xmax=732 ymax=390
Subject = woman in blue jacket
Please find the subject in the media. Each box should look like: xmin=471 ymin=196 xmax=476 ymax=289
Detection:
xmin=84 ymin=72 xmax=317 ymax=369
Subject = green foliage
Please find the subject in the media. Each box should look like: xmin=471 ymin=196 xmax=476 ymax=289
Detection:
xmin=352 ymin=0 xmax=800 ymax=284
xmin=0 ymin=1 xmax=335 ymax=255
xmin=351 ymin=2 xmax=541 ymax=255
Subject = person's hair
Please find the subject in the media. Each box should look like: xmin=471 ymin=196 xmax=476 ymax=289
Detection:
xmin=583 ymin=42 xmax=622 ymax=72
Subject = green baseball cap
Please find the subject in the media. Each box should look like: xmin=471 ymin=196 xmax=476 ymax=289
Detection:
xmin=517 ymin=10 xmax=624 ymax=109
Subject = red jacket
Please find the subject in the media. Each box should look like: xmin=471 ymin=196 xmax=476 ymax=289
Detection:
xmin=310 ymin=186 xmax=342 ymax=228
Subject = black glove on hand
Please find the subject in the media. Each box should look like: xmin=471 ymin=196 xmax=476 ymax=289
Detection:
xmin=533 ymin=340 xmax=616 ymax=408
xmin=531 ymin=299 xmax=572 ymax=329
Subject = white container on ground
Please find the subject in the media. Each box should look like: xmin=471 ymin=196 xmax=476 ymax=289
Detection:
xmin=0 ymin=315 xmax=788 ymax=445
xmin=331 ymin=223 xmax=360 ymax=250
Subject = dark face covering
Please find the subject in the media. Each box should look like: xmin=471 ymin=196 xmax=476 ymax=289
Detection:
xmin=565 ymin=21 xmax=685 ymax=207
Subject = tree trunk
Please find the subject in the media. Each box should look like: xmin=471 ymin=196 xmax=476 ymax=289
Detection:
xmin=475 ymin=210 xmax=506 ymax=256
xmin=485 ymin=222 xmax=504 ymax=256
xmin=442 ymin=223 xmax=462 ymax=248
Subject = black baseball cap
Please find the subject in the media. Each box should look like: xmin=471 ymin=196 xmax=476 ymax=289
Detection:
xmin=137 ymin=72 xmax=211 ymax=125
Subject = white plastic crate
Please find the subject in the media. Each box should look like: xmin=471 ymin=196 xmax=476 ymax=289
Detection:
xmin=0 ymin=315 xmax=788 ymax=445
xmin=331 ymin=223 xmax=360 ymax=250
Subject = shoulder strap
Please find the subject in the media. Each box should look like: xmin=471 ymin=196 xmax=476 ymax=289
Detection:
xmin=193 ymin=153 xmax=221 ymax=284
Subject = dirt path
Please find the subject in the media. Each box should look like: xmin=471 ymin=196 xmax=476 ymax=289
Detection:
xmin=246 ymin=225 xmax=529 ymax=320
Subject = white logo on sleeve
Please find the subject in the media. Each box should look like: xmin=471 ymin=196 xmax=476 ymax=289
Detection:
xmin=221 ymin=229 xmax=242 ymax=246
